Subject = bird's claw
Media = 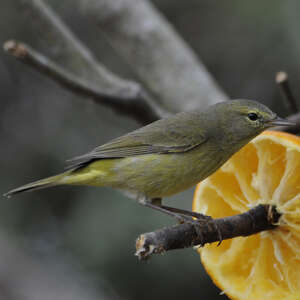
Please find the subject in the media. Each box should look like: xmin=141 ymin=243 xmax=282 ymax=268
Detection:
xmin=178 ymin=215 xmax=223 ymax=247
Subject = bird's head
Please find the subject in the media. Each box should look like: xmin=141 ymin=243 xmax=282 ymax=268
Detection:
xmin=212 ymin=99 xmax=295 ymax=150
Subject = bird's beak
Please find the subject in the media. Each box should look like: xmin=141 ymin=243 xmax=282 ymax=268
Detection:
xmin=266 ymin=116 xmax=296 ymax=127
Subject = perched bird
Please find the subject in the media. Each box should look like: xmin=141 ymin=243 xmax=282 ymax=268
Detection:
xmin=4 ymin=100 xmax=294 ymax=220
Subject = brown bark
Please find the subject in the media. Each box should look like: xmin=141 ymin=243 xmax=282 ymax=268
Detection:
xmin=136 ymin=205 xmax=281 ymax=260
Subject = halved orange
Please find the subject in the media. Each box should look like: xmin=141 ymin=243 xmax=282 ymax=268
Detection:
xmin=193 ymin=131 xmax=300 ymax=300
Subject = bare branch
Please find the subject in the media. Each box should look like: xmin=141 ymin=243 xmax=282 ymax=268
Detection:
xmin=9 ymin=0 xmax=228 ymax=123
xmin=4 ymin=40 xmax=166 ymax=124
xmin=272 ymin=71 xmax=300 ymax=133
xmin=135 ymin=204 xmax=281 ymax=260
xmin=7 ymin=0 xmax=172 ymax=124
xmin=74 ymin=0 xmax=228 ymax=112
xmin=276 ymin=71 xmax=298 ymax=114
xmin=19 ymin=0 xmax=128 ymax=86
xmin=3 ymin=40 xmax=137 ymax=101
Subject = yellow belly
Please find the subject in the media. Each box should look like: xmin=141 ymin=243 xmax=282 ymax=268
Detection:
xmin=66 ymin=145 xmax=226 ymax=199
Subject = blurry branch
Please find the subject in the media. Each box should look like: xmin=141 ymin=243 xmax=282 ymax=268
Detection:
xmin=274 ymin=71 xmax=300 ymax=133
xmin=6 ymin=0 xmax=170 ymax=125
xmin=3 ymin=40 xmax=136 ymax=101
xmin=75 ymin=0 xmax=228 ymax=112
xmin=6 ymin=0 xmax=227 ymax=124
xmin=136 ymin=204 xmax=281 ymax=260
xmin=4 ymin=40 xmax=163 ymax=124
xmin=276 ymin=71 xmax=298 ymax=114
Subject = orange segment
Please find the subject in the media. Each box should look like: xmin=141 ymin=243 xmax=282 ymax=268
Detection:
xmin=193 ymin=131 xmax=300 ymax=300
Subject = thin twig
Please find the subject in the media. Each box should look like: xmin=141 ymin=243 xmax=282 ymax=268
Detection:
xmin=4 ymin=40 xmax=167 ymax=124
xmin=135 ymin=204 xmax=281 ymax=260
xmin=276 ymin=71 xmax=298 ymax=113
xmin=3 ymin=40 xmax=138 ymax=101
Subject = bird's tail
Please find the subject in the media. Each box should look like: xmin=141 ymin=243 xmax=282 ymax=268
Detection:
xmin=4 ymin=171 xmax=71 ymax=198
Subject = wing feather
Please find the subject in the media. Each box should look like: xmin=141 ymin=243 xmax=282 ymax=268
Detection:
xmin=67 ymin=111 xmax=208 ymax=169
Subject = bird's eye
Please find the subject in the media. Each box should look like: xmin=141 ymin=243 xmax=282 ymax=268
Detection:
xmin=248 ymin=113 xmax=258 ymax=121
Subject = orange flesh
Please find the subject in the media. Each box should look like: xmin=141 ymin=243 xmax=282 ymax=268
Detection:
xmin=193 ymin=131 xmax=300 ymax=300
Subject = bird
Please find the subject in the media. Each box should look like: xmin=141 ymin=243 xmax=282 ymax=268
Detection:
xmin=4 ymin=99 xmax=294 ymax=221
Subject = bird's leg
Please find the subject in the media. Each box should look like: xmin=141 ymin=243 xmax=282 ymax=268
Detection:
xmin=139 ymin=197 xmax=222 ymax=245
xmin=151 ymin=198 xmax=212 ymax=221
xmin=138 ymin=197 xmax=223 ymax=245
xmin=161 ymin=205 xmax=223 ymax=245
xmin=138 ymin=197 xmax=193 ymax=222
xmin=139 ymin=197 xmax=212 ymax=222
xmin=158 ymin=205 xmax=212 ymax=222
xmin=151 ymin=198 xmax=162 ymax=206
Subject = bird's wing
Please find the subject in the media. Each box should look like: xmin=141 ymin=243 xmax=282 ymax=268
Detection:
xmin=67 ymin=111 xmax=207 ymax=169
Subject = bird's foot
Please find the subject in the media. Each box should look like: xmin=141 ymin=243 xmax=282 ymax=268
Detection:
xmin=139 ymin=198 xmax=223 ymax=246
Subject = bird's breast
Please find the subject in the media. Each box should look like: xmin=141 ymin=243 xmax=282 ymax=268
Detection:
xmin=110 ymin=143 xmax=227 ymax=198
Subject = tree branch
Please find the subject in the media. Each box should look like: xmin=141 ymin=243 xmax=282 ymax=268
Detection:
xmin=6 ymin=0 xmax=228 ymax=123
xmin=75 ymin=0 xmax=228 ymax=112
xmin=276 ymin=71 xmax=298 ymax=114
xmin=272 ymin=71 xmax=300 ymax=133
xmin=13 ymin=0 xmax=227 ymax=117
xmin=8 ymin=0 xmax=169 ymax=124
xmin=135 ymin=204 xmax=281 ymax=260
xmin=5 ymin=0 xmax=229 ymax=124
xmin=4 ymin=40 xmax=166 ymax=124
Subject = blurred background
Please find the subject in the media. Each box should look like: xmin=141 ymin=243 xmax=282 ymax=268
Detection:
xmin=0 ymin=0 xmax=299 ymax=299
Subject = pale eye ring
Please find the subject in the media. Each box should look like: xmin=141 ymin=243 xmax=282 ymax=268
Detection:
xmin=248 ymin=112 xmax=258 ymax=121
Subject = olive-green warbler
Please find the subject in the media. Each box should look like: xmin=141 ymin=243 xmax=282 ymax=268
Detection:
xmin=5 ymin=100 xmax=294 ymax=219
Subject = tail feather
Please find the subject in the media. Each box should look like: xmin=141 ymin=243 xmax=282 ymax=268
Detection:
xmin=4 ymin=173 xmax=67 ymax=198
